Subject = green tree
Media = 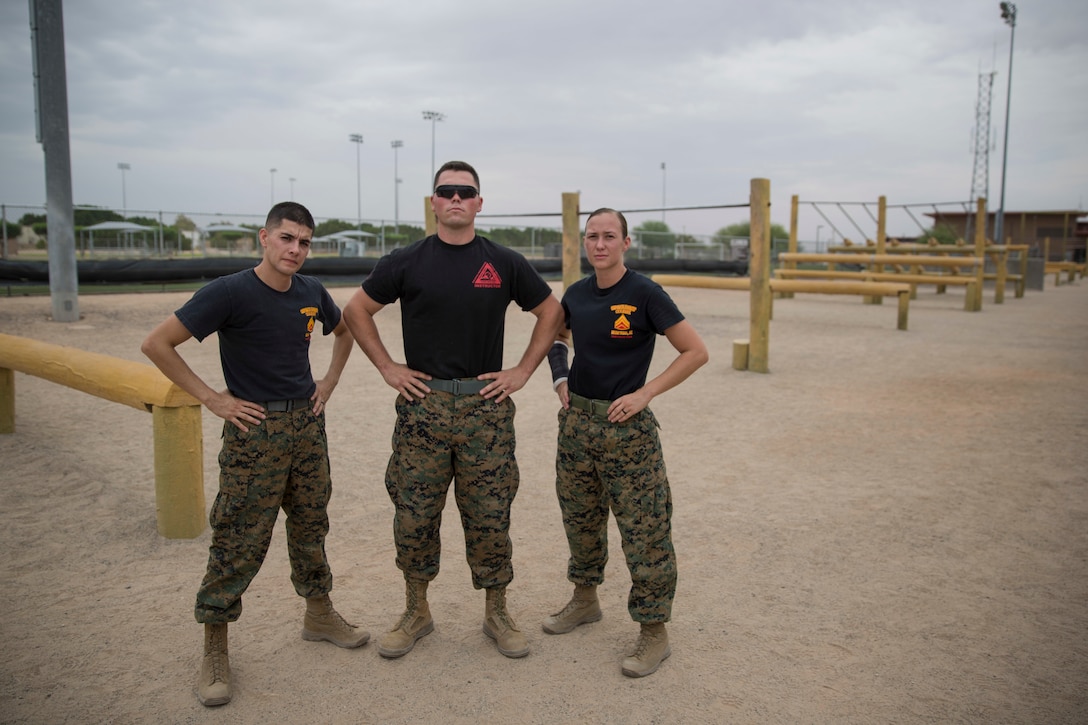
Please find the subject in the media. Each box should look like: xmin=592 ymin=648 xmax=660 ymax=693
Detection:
xmin=633 ymin=220 xmax=675 ymax=249
xmin=175 ymin=214 xmax=197 ymax=232
xmin=914 ymin=225 xmax=958 ymax=245
xmin=127 ymin=215 xmax=161 ymax=228
xmin=73 ymin=206 xmax=124 ymax=227
xmin=315 ymin=218 xmax=367 ymax=237
xmin=713 ymin=221 xmax=789 ymax=242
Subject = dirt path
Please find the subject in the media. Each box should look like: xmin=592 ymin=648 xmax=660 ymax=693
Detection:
xmin=1 ymin=280 xmax=1086 ymax=723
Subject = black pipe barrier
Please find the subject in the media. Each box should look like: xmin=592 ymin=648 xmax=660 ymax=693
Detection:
xmin=0 ymin=256 xmax=747 ymax=284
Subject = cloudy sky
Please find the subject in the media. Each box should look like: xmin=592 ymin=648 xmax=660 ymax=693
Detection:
xmin=1 ymin=0 xmax=1085 ymax=241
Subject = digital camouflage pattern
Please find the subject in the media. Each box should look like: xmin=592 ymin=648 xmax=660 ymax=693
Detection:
xmin=555 ymin=406 xmax=676 ymax=623
xmin=384 ymin=392 xmax=519 ymax=589
xmin=195 ymin=409 xmax=333 ymax=623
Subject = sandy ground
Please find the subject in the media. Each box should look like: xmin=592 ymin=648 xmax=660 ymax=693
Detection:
xmin=0 ymin=277 xmax=1086 ymax=724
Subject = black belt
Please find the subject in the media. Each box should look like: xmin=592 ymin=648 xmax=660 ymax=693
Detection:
xmin=568 ymin=393 xmax=612 ymax=417
xmin=263 ymin=398 xmax=312 ymax=412
xmin=426 ymin=378 xmax=488 ymax=395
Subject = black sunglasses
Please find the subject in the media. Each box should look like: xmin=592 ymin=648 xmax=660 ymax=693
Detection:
xmin=434 ymin=184 xmax=479 ymax=200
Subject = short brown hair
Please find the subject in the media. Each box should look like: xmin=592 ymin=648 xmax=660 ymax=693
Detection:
xmin=265 ymin=201 xmax=314 ymax=231
xmin=433 ymin=160 xmax=480 ymax=192
xmin=585 ymin=207 xmax=628 ymax=238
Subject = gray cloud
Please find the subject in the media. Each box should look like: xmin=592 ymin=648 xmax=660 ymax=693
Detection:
xmin=2 ymin=0 xmax=1085 ymax=240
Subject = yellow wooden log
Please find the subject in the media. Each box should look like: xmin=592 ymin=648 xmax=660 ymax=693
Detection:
xmin=867 ymin=196 xmax=887 ymax=305
xmin=971 ymin=197 xmax=987 ymax=311
xmin=897 ymin=291 xmax=910 ymax=331
xmin=653 ymin=276 xmax=911 ymax=330
xmin=0 ymin=333 xmax=205 ymax=539
xmin=993 ymin=250 xmax=1008 ymax=304
xmin=0 ymin=333 xmax=197 ymax=411
xmin=782 ymin=195 xmax=798 ymax=299
xmin=748 ymin=179 xmax=772 ymax=373
xmin=424 ymin=195 xmax=436 ymax=236
xmin=775 ymin=269 xmax=976 ymax=286
xmin=778 ymin=253 xmax=981 ymax=268
xmin=153 ymin=404 xmax=206 ymax=539
xmin=652 ymin=275 xmax=750 ymax=290
xmin=732 ymin=340 xmax=749 ymax=371
xmin=561 ymin=192 xmax=582 ymax=291
xmin=0 ymin=367 xmax=12 ymax=435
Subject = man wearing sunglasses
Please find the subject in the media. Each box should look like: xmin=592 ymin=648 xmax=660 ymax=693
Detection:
xmin=343 ymin=160 xmax=562 ymax=660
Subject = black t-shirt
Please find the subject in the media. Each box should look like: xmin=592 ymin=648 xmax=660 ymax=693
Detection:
xmin=362 ymin=235 xmax=552 ymax=378
xmin=175 ymin=268 xmax=341 ymax=402
xmin=563 ymin=269 xmax=684 ymax=401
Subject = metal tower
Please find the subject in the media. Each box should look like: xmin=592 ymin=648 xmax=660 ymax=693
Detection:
xmin=968 ymin=71 xmax=997 ymax=237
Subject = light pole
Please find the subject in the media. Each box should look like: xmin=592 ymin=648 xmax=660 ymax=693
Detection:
xmin=816 ymin=224 xmax=824 ymax=248
xmin=289 ymin=177 xmax=296 ymax=200
xmin=117 ymin=162 xmax=130 ymax=218
xmin=995 ymin=2 xmax=1017 ymax=246
xmin=422 ymin=110 xmax=445 ymax=186
xmin=349 ymin=133 xmax=363 ymax=230
xmin=391 ymin=140 xmax=403 ymax=233
xmin=269 ymin=168 xmax=277 ymax=206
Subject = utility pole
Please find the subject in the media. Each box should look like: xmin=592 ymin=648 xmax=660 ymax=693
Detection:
xmin=30 ymin=0 xmax=79 ymax=322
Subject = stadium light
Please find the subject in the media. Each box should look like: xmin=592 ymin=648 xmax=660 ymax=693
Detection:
xmin=994 ymin=2 xmax=1017 ymax=246
xmin=349 ymin=133 xmax=363 ymax=229
xmin=117 ymin=162 xmax=130 ymax=218
xmin=422 ymin=111 xmax=445 ymax=186
xmin=391 ymin=140 xmax=404 ymax=233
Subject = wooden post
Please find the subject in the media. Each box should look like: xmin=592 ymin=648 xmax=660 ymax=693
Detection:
xmin=866 ymin=196 xmax=887 ymax=305
xmin=152 ymin=405 xmax=206 ymax=539
xmin=732 ymin=340 xmax=749 ymax=371
xmin=561 ymin=192 xmax=581 ymax=291
xmin=781 ymin=195 xmax=798 ymax=299
xmin=1017 ymin=245 xmax=1028 ymax=298
xmin=748 ymin=178 xmax=772 ymax=373
xmin=969 ymin=197 xmax=986 ymax=311
xmin=994 ymin=249 xmax=1007 ymax=304
xmin=0 ymin=367 xmax=13 ymax=434
xmin=897 ymin=291 xmax=910 ymax=331
xmin=424 ymin=195 xmax=436 ymax=236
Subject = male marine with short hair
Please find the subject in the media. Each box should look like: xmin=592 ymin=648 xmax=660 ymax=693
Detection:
xmin=142 ymin=201 xmax=368 ymax=706
xmin=342 ymin=161 xmax=562 ymax=659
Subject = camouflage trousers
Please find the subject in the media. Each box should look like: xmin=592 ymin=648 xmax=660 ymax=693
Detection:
xmin=195 ymin=409 xmax=333 ymax=624
xmin=385 ymin=392 xmax=519 ymax=589
xmin=555 ymin=405 xmax=676 ymax=623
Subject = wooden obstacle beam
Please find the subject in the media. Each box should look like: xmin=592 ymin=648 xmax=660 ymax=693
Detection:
xmin=1045 ymin=261 xmax=1084 ymax=286
xmin=830 ymin=242 xmax=1029 ymax=300
xmin=776 ymin=253 xmax=983 ymax=311
xmin=780 ymin=252 xmax=983 ymax=268
xmin=652 ymin=275 xmax=912 ymax=331
xmin=0 ymin=333 xmax=205 ymax=539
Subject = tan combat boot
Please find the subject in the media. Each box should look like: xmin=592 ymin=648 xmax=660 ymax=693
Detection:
xmin=197 ymin=622 xmax=231 ymax=707
xmin=621 ymin=622 xmax=671 ymax=678
xmin=302 ymin=594 xmax=370 ymax=648
xmin=542 ymin=584 xmax=602 ymax=634
xmin=483 ymin=586 xmax=529 ymax=658
xmin=378 ymin=579 xmax=434 ymax=658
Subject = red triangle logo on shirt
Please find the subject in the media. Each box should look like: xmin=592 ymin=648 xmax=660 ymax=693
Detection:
xmin=473 ymin=262 xmax=502 ymax=288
